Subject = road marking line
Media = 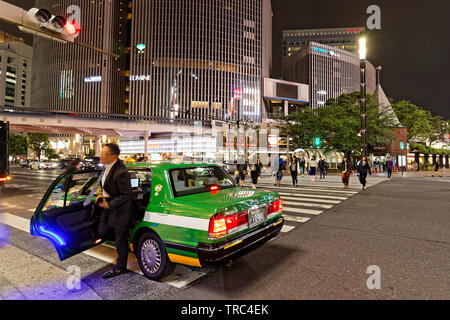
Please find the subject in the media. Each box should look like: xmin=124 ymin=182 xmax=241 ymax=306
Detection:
xmin=283 ymin=201 xmax=333 ymax=209
xmin=278 ymin=192 xmax=348 ymax=200
xmin=281 ymin=225 xmax=295 ymax=233
xmin=280 ymin=196 xmax=341 ymax=204
xmin=1 ymin=212 xmax=207 ymax=289
xmin=283 ymin=215 xmax=310 ymax=223
xmin=282 ymin=207 xmax=323 ymax=215
xmin=2 ymin=213 xmax=30 ymax=233
xmin=256 ymin=184 xmax=358 ymax=194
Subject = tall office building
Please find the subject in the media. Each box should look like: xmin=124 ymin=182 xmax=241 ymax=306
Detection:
xmin=128 ymin=0 xmax=272 ymax=123
xmin=283 ymin=42 xmax=376 ymax=109
xmin=31 ymin=0 xmax=272 ymax=124
xmin=0 ymin=39 xmax=33 ymax=108
xmin=31 ymin=0 xmax=129 ymax=114
xmin=282 ymin=27 xmax=364 ymax=61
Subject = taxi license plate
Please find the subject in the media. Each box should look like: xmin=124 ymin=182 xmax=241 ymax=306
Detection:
xmin=248 ymin=208 xmax=265 ymax=227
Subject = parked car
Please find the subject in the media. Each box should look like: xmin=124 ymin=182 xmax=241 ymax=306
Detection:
xmin=20 ymin=159 xmax=31 ymax=168
xmin=30 ymin=160 xmax=58 ymax=170
xmin=60 ymin=158 xmax=76 ymax=170
xmin=30 ymin=163 xmax=284 ymax=280
xmin=81 ymin=157 xmax=103 ymax=170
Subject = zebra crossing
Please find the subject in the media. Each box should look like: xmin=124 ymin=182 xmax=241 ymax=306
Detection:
xmin=244 ymin=179 xmax=371 ymax=235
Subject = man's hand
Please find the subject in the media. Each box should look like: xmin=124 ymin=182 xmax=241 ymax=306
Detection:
xmin=96 ymin=196 xmax=110 ymax=209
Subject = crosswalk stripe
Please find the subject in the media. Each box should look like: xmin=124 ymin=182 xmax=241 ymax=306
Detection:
xmin=281 ymin=225 xmax=295 ymax=233
xmin=278 ymin=192 xmax=348 ymax=200
xmin=0 ymin=212 xmax=206 ymax=288
xmin=283 ymin=201 xmax=332 ymax=209
xmin=280 ymin=196 xmax=341 ymax=204
xmin=282 ymin=207 xmax=323 ymax=215
xmin=256 ymin=184 xmax=358 ymax=194
xmin=283 ymin=215 xmax=310 ymax=223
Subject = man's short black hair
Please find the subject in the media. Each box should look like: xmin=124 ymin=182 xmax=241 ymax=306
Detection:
xmin=105 ymin=143 xmax=120 ymax=156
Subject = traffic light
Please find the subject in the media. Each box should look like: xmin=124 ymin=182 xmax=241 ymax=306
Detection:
xmin=313 ymin=137 xmax=322 ymax=148
xmin=20 ymin=7 xmax=81 ymax=43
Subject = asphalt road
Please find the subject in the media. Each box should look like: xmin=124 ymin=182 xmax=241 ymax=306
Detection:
xmin=1 ymin=167 xmax=448 ymax=299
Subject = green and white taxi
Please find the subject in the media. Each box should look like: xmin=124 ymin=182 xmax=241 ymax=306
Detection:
xmin=30 ymin=163 xmax=284 ymax=280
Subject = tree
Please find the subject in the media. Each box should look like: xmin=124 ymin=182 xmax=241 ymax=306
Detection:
xmin=27 ymin=133 xmax=50 ymax=159
xmin=391 ymin=100 xmax=448 ymax=144
xmin=9 ymin=133 xmax=28 ymax=157
xmin=284 ymin=92 xmax=395 ymax=155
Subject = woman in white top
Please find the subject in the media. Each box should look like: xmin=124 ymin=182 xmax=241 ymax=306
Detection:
xmin=309 ymin=156 xmax=317 ymax=181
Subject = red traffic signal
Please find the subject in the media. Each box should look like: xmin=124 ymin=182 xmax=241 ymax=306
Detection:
xmin=64 ymin=21 xmax=81 ymax=37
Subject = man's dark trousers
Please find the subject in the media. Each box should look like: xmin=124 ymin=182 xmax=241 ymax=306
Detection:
xmin=320 ymin=169 xmax=325 ymax=179
xmin=114 ymin=225 xmax=129 ymax=271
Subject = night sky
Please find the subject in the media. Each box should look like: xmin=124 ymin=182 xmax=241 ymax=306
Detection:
xmin=1 ymin=0 xmax=449 ymax=119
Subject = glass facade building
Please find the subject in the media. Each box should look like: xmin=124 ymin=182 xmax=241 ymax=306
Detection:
xmin=128 ymin=0 xmax=271 ymax=123
xmin=31 ymin=0 xmax=129 ymax=114
xmin=283 ymin=42 xmax=376 ymax=109
xmin=0 ymin=41 xmax=33 ymax=108
xmin=282 ymin=27 xmax=365 ymax=61
xmin=30 ymin=0 xmax=272 ymax=124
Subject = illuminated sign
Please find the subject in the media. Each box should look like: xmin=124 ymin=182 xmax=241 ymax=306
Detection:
xmin=345 ymin=27 xmax=364 ymax=34
xmin=268 ymin=134 xmax=278 ymax=148
xmin=130 ymin=75 xmax=151 ymax=81
xmin=136 ymin=44 xmax=146 ymax=53
xmin=313 ymin=47 xmax=340 ymax=58
xmin=84 ymin=76 xmax=101 ymax=83
xmin=233 ymin=87 xmax=241 ymax=101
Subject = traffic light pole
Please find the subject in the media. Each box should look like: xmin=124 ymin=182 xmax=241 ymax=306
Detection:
xmin=360 ymin=59 xmax=368 ymax=158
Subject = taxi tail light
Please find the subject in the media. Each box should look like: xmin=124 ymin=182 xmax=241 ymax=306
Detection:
xmin=209 ymin=211 xmax=248 ymax=239
xmin=269 ymin=198 xmax=283 ymax=214
xmin=209 ymin=213 xmax=227 ymax=239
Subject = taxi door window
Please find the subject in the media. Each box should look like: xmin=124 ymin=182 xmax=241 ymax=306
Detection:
xmin=43 ymin=177 xmax=69 ymax=211
xmin=66 ymin=173 xmax=101 ymax=206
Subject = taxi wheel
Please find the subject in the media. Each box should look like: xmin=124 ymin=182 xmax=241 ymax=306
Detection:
xmin=136 ymin=232 xmax=175 ymax=280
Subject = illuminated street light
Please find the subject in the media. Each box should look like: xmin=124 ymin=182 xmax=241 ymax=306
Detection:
xmin=359 ymin=36 xmax=368 ymax=157
xmin=359 ymin=37 xmax=367 ymax=60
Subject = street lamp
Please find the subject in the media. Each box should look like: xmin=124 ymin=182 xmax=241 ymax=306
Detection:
xmin=359 ymin=36 xmax=368 ymax=158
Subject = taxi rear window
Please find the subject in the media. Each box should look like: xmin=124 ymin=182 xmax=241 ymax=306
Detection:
xmin=169 ymin=166 xmax=237 ymax=197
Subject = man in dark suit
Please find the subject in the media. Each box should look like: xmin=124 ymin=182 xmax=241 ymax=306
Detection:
xmin=97 ymin=143 xmax=136 ymax=279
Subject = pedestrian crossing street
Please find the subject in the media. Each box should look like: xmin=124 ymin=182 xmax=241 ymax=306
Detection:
xmin=243 ymin=179 xmax=379 ymax=236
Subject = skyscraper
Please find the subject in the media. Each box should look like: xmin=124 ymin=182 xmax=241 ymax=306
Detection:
xmin=282 ymin=27 xmax=365 ymax=61
xmin=128 ymin=0 xmax=272 ymax=123
xmin=31 ymin=0 xmax=128 ymax=114
xmin=31 ymin=0 xmax=272 ymax=124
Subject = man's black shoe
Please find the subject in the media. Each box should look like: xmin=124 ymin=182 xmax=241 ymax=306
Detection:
xmin=102 ymin=269 xmax=128 ymax=279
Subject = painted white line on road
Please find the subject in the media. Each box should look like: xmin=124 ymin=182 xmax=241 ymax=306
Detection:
xmin=1 ymin=213 xmax=207 ymax=289
xmin=281 ymin=225 xmax=295 ymax=233
xmin=280 ymin=196 xmax=341 ymax=204
xmin=278 ymin=192 xmax=348 ymax=200
xmin=282 ymin=207 xmax=323 ymax=215
xmin=283 ymin=215 xmax=310 ymax=223
xmin=2 ymin=213 xmax=30 ymax=233
xmin=256 ymin=184 xmax=358 ymax=194
xmin=283 ymin=201 xmax=333 ymax=209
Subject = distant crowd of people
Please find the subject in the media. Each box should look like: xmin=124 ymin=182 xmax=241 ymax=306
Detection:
xmin=233 ymin=155 xmax=398 ymax=191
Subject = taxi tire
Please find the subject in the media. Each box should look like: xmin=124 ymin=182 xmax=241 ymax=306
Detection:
xmin=136 ymin=231 xmax=175 ymax=280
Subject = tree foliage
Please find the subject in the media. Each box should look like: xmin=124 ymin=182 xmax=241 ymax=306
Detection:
xmin=9 ymin=133 xmax=28 ymax=157
xmin=391 ymin=100 xmax=448 ymax=143
xmin=27 ymin=133 xmax=50 ymax=159
xmin=283 ymin=92 xmax=395 ymax=154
